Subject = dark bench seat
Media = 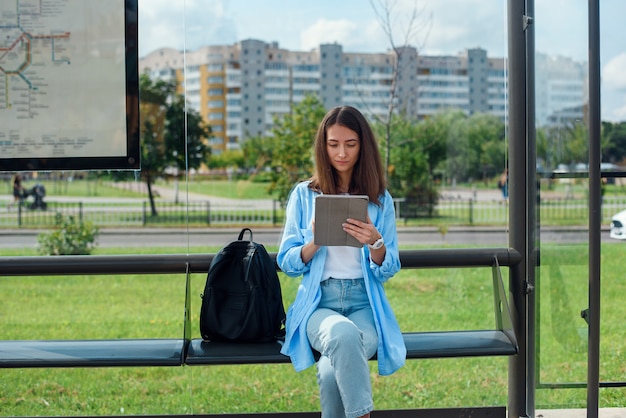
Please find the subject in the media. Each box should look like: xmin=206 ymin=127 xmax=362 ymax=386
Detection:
xmin=0 ymin=339 xmax=185 ymax=368
xmin=403 ymin=329 xmax=517 ymax=358
xmin=185 ymin=330 xmax=517 ymax=366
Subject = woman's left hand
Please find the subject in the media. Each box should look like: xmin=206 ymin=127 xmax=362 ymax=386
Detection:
xmin=342 ymin=216 xmax=381 ymax=246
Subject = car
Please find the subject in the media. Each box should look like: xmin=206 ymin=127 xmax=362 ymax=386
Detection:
xmin=610 ymin=209 xmax=626 ymax=240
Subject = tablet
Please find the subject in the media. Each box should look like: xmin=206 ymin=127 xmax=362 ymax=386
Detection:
xmin=314 ymin=195 xmax=369 ymax=247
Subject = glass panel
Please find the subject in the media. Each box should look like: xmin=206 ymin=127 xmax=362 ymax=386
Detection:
xmin=598 ymin=0 xmax=626 ymax=408
xmin=536 ymin=0 xmax=626 ymax=411
xmin=534 ymin=0 xmax=598 ymax=410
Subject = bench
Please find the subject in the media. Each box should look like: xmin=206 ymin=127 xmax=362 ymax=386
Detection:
xmin=185 ymin=249 xmax=519 ymax=365
xmin=0 ymin=248 xmax=521 ymax=416
xmin=0 ymin=339 xmax=185 ymax=368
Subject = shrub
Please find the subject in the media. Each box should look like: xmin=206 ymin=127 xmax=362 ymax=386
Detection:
xmin=37 ymin=213 xmax=100 ymax=255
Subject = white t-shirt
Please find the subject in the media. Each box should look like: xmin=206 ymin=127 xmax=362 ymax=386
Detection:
xmin=321 ymin=246 xmax=362 ymax=281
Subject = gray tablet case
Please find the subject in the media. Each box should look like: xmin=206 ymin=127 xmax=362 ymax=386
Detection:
xmin=314 ymin=195 xmax=369 ymax=247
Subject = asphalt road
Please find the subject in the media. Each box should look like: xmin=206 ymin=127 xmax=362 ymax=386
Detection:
xmin=0 ymin=226 xmax=615 ymax=250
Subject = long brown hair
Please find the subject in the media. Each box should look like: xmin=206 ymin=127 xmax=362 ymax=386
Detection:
xmin=309 ymin=106 xmax=386 ymax=205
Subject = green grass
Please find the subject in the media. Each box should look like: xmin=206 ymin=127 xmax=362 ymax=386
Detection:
xmin=4 ymin=178 xmax=276 ymax=200
xmin=1 ymin=243 xmax=625 ymax=415
xmin=158 ymin=178 xmax=276 ymax=200
xmin=15 ymin=179 xmax=145 ymax=198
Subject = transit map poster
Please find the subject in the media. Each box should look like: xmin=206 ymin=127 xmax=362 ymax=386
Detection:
xmin=0 ymin=0 xmax=139 ymax=171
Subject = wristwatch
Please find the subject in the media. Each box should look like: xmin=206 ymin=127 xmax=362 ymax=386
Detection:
xmin=368 ymin=236 xmax=384 ymax=250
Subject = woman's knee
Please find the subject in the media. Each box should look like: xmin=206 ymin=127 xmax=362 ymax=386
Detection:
xmin=325 ymin=320 xmax=363 ymax=349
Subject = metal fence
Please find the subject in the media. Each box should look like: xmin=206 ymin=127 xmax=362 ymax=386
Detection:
xmin=0 ymin=200 xmax=280 ymax=228
xmin=1 ymin=197 xmax=624 ymax=228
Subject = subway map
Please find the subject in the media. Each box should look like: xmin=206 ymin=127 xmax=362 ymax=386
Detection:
xmin=0 ymin=0 xmax=129 ymax=161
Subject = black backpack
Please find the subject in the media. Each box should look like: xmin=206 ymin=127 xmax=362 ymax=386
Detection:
xmin=200 ymin=228 xmax=286 ymax=343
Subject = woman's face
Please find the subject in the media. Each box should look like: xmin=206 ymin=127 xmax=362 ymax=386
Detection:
xmin=326 ymin=123 xmax=360 ymax=180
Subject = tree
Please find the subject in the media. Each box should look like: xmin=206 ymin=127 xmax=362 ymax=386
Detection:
xmin=165 ymin=94 xmax=211 ymax=175
xmin=563 ymin=122 xmax=589 ymax=165
xmin=139 ymin=74 xmax=173 ymax=216
xmin=267 ymin=95 xmax=327 ymax=204
xmin=368 ymin=0 xmax=431 ymax=178
xmin=164 ymin=94 xmax=211 ymax=202
xmin=379 ymin=113 xmax=446 ymax=210
xmin=379 ymin=110 xmax=504 ymax=207
xmin=601 ymin=121 xmax=626 ymax=165
xmin=465 ymin=113 xmax=507 ymax=183
xmin=431 ymin=111 xmax=505 ymax=184
xmin=434 ymin=110 xmax=470 ymax=184
xmin=138 ymin=74 xmax=211 ymax=215
xmin=242 ymin=135 xmax=275 ymax=174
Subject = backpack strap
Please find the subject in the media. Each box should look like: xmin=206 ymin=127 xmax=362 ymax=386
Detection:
xmin=238 ymin=228 xmax=253 ymax=241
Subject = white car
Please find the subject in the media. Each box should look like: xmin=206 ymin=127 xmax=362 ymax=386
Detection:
xmin=610 ymin=210 xmax=626 ymax=240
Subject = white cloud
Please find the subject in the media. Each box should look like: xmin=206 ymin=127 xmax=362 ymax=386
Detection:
xmin=601 ymin=53 xmax=626 ymax=121
xmin=602 ymin=93 xmax=626 ymax=123
xmin=300 ymin=19 xmax=359 ymax=51
xmin=611 ymin=105 xmax=626 ymax=120
xmin=296 ymin=1 xmax=507 ymax=56
xmin=138 ymin=0 xmax=237 ymax=56
xmin=423 ymin=0 xmax=506 ymax=56
xmin=138 ymin=2 xmax=185 ymax=55
xmin=603 ymin=53 xmax=626 ymax=90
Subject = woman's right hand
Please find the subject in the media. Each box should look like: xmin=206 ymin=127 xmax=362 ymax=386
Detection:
xmin=300 ymin=220 xmax=320 ymax=263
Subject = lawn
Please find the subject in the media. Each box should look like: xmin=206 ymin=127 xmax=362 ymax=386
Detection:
xmin=165 ymin=178 xmax=276 ymax=200
xmin=1 ymin=243 xmax=625 ymax=415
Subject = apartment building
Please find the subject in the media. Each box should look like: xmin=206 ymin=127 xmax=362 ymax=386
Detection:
xmin=140 ymin=40 xmax=586 ymax=154
xmin=535 ymin=52 xmax=588 ymax=126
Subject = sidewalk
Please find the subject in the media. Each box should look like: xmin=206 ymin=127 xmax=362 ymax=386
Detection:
xmin=535 ymin=408 xmax=626 ymax=417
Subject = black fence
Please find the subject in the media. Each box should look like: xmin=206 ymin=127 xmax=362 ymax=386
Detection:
xmin=2 ymin=197 xmax=624 ymax=228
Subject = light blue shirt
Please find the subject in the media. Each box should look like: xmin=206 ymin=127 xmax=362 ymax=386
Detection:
xmin=277 ymin=181 xmax=407 ymax=376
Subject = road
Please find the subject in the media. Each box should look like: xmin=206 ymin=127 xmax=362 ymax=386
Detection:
xmin=0 ymin=226 xmax=614 ymax=250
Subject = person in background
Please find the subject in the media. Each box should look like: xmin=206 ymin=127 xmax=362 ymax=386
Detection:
xmin=498 ymin=168 xmax=509 ymax=202
xmin=277 ymin=106 xmax=406 ymax=418
xmin=8 ymin=174 xmax=24 ymax=210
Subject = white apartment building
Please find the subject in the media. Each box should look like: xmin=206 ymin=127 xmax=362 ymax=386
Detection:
xmin=140 ymin=40 xmax=586 ymax=154
xmin=535 ymin=52 xmax=588 ymax=126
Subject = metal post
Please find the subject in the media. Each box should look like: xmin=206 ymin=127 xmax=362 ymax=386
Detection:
xmin=525 ymin=0 xmax=537 ymax=414
xmin=273 ymin=199 xmax=277 ymax=226
xmin=507 ymin=0 xmax=533 ymax=416
xmin=587 ymin=0 xmax=601 ymax=416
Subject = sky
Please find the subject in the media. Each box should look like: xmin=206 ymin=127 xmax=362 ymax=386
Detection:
xmin=138 ymin=0 xmax=626 ymax=122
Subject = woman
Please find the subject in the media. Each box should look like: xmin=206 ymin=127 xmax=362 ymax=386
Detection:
xmin=277 ymin=106 xmax=406 ymax=418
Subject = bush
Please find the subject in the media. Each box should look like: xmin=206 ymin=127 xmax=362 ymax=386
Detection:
xmin=37 ymin=213 xmax=100 ymax=255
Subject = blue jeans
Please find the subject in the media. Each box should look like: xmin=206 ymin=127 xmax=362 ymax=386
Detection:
xmin=306 ymin=278 xmax=378 ymax=418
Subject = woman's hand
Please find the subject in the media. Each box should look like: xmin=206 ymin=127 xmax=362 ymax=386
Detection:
xmin=300 ymin=220 xmax=320 ymax=264
xmin=342 ymin=216 xmax=381 ymax=246
xmin=343 ymin=216 xmax=385 ymax=265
